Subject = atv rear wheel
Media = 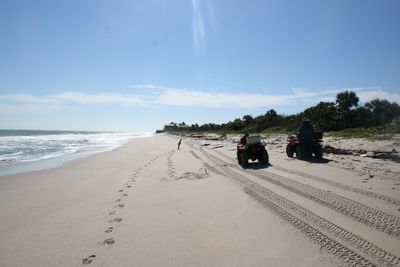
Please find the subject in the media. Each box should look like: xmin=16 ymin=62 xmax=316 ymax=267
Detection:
xmin=286 ymin=144 xmax=294 ymax=157
xmin=240 ymin=152 xmax=249 ymax=168
xmin=296 ymin=146 xmax=303 ymax=160
xmin=259 ymin=148 xmax=269 ymax=164
xmin=314 ymin=144 xmax=323 ymax=159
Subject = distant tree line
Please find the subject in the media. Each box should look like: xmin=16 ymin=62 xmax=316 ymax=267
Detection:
xmin=169 ymin=91 xmax=400 ymax=133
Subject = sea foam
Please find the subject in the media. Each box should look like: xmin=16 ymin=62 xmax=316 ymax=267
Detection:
xmin=0 ymin=130 xmax=152 ymax=176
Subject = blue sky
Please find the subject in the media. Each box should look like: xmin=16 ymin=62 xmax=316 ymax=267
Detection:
xmin=0 ymin=0 xmax=399 ymax=132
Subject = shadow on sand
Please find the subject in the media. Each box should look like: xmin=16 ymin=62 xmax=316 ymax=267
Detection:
xmin=294 ymin=157 xmax=331 ymax=164
xmin=242 ymin=162 xmax=271 ymax=170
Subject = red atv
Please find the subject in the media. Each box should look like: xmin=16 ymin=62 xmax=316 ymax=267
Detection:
xmin=237 ymin=136 xmax=269 ymax=168
xmin=286 ymin=132 xmax=323 ymax=159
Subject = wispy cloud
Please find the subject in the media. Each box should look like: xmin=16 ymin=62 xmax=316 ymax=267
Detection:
xmin=319 ymin=86 xmax=383 ymax=95
xmin=0 ymin=94 xmax=62 ymax=104
xmin=157 ymin=89 xmax=296 ymax=108
xmin=128 ymin=84 xmax=176 ymax=91
xmin=0 ymin=103 xmax=62 ymax=113
xmin=0 ymin=85 xmax=398 ymax=113
xmin=192 ymin=0 xmax=216 ymax=54
xmin=51 ymin=92 xmax=147 ymax=106
xmin=357 ymin=90 xmax=400 ymax=104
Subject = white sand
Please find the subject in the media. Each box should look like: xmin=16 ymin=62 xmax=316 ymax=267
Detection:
xmin=0 ymin=134 xmax=399 ymax=266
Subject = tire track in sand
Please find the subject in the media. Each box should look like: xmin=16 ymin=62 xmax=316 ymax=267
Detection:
xmin=196 ymin=145 xmax=400 ymax=266
xmin=204 ymin=146 xmax=400 ymax=238
xmin=211 ymin=146 xmax=400 ymax=206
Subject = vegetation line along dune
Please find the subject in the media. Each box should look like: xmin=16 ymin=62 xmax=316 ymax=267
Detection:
xmin=168 ymin=91 xmax=400 ymax=138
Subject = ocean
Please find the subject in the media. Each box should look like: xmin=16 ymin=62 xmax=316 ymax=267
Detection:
xmin=0 ymin=129 xmax=152 ymax=176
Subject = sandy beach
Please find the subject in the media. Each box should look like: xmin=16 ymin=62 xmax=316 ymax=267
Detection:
xmin=0 ymin=133 xmax=399 ymax=267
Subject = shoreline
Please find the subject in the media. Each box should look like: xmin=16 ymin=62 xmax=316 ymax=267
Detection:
xmin=0 ymin=133 xmax=154 ymax=177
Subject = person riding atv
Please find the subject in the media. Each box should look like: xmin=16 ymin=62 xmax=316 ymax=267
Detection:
xmin=286 ymin=120 xmax=323 ymax=159
xmin=298 ymin=120 xmax=315 ymax=154
xmin=240 ymin=133 xmax=249 ymax=145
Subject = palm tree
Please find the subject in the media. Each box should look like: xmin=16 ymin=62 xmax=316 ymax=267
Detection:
xmin=242 ymin=115 xmax=253 ymax=124
xmin=335 ymin=91 xmax=359 ymax=129
xmin=336 ymin=91 xmax=359 ymax=111
xmin=265 ymin=109 xmax=278 ymax=121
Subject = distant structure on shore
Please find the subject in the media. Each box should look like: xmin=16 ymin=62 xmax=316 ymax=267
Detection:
xmin=155 ymin=122 xmax=190 ymax=133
